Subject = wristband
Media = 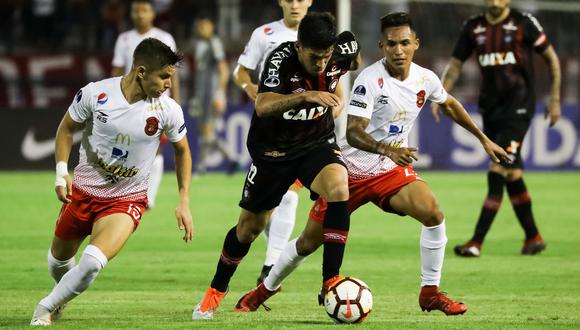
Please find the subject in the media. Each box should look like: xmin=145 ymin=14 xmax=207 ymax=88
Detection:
xmin=55 ymin=161 xmax=68 ymax=187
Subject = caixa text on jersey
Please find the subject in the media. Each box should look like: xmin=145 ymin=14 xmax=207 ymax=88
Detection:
xmin=283 ymin=106 xmax=327 ymax=121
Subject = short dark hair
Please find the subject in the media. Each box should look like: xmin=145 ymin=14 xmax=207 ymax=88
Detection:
xmin=133 ymin=38 xmax=183 ymax=70
xmin=298 ymin=12 xmax=337 ymax=49
xmin=380 ymin=12 xmax=415 ymax=33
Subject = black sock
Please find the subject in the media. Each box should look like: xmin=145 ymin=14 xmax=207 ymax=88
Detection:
xmin=210 ymin=226 xmax=251 ymax=292
xmin=506 ymin=178 xmax=539 ymax=240
xmin=322 ymin=201 xmax=350 ymax=282
xmin=471 ymin=172 xmax=505 ymax=243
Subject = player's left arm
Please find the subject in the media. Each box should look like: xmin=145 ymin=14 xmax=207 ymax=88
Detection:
xmin=331 ymin=80 xmax=345 ymax=119
xmin=540 ymin=45 xmax=561 ymax=127
xmin=172 ymin=137 xmax=193 ymax=242
xmin=437 ymin=95 xmax=510 ymax=163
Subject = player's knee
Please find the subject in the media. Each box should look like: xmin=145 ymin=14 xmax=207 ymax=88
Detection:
xmin=324 ymin=183 xmax=349 ymax=202
xmin=419 ymin=202 xmax=443 ymax=227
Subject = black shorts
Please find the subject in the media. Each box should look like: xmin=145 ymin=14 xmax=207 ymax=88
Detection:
xmin=239 ymin=143 xmax=346 ymax=213
xmin=483 ymin=118 xmax=530 ymax=169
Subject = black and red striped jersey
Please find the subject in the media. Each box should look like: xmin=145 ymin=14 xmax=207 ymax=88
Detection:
xmin=248 ymin=31 xmax=359 ymax=162
xmin=452 ymin=10 xmax=550 ymax=121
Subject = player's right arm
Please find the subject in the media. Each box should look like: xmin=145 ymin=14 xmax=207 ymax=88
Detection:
xmin=235 ymin=26 xmax=267 ymax=101
xmin=54 ymin=112 xmax=83 ymax=203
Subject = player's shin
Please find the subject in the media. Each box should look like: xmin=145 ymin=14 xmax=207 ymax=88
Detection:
xmin=420 ymin=220 xmax=448 ymax=287
xmin=39 ymin=245 xmax=108 ymax=311
xmin=264 ymin=190 xmax=299 ymax=268
xmin=47 ymin=248 xmax=75 ymax=284
xmin=506 ymin=178 xmax=539 ymax=240
xmin=321 ymin=201 xmax=350 ymax=282
xmin=210 ymin=226 xmax=252 ymax=292
xmin=263 ymin=238 xmax=306 ymax=291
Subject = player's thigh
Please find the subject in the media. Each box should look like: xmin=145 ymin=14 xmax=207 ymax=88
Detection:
xmin=51 ymin=235 xmax=86 ymax=260
xmin=389 ymin=181 xmax=443 ymax=226
xmin=89 ymin=213 xmax=135 ymax=260
xmin=296 ymin=216 xmax=324 ymax=256
xmin=297 ymin=143 xmax=348 ymax=202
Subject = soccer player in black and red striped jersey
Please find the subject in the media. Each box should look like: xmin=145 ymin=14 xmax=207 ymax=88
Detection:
xmin=432 ymin=0 xmax=561 ymax=257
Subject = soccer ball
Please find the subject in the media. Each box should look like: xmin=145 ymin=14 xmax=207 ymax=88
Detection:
xmin=324 ymin=277 xmax=373 ymax=323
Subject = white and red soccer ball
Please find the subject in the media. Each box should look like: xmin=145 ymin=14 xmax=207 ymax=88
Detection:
xmin=324 ymin=277 xmax=373 ymax=324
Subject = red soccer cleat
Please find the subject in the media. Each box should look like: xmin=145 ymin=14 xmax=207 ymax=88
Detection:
xmin=318 ymin=275 xmax=345 ymax=306
xmin=521 ymin=234 xmax=546 ymax=255
xmin=419 ymin=286 xmax=467 ymax=316
xmin=454 ymin=241 xmax=482 ymax=257
xmin=234 ymin=283 xmax=280 ymax=312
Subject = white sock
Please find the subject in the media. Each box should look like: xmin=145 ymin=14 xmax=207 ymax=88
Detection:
xmin=263 ymin=238 xmax=306 ymax=291
xmin=39 ymin=245 xmax=108 ymax=311
xmin=420 ymin=220 xmax=447 ymax=287
xmin=47 ymin=249 xmax=75 ymax=284
xmin=148 ymin=154 xmax=164 ymax=208
xmin=264 ymin=190 xmax=299 ymax=266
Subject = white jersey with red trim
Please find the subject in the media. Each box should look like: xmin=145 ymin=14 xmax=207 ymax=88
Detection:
xmin=112 ymin=27 xmax=177 ymax=75
xmin=237 ymin=19 xmax=297 ymax=76
xmin=340 ymin=60 xmax=448 ymax=179
xmin=68 ymin=77 xmax=187 ymax=199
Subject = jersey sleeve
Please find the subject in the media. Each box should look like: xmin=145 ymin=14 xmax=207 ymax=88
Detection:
xmin=451 ymin=20 xmax=475 ymax=61
xmin=334 ymin=31 xmax=360 ymax=70
xmin=426 ymin=70 xmax=448 ymax=104
xmin=164 ymin=33 xmax=177 ymax=51
xmin=112 ymin=34 xmax=125 ymax=68
xmin=210 ymin=37 xmax=225 ymax=61
xmin=237 ymin=28 xmax=265 ymax=70
xmin=346 ymin=73 xmax=374 ymax=119
xmin=67 ymin=83 xmax=95 ymax=123
xmin=164 ymin=101 xmax=187 ymax=142
xmin=257 ymin=44 xmax=292 ymax=94
xmin=523 ymin=13 xmax=550 ymax=53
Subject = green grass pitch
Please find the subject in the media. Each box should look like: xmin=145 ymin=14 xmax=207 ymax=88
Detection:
xmin=1 ymin=171 xmax=579 ymax=329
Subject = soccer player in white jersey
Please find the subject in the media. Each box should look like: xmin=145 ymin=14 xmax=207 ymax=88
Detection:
xmin=233 ymin=0 xmax=312 ymax=285
xmin=112 ymin=0 xmax=180 ymax=209
xmin=234 ymin=12 xmax=512 ymax=315
xmin=30 ymin=38 xmax=193 ymax=326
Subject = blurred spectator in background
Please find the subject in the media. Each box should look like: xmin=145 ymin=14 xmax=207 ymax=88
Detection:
xmin=100 ymin=0 xmax=128 ymax=51
xmin=190 ymin=13 xmax=239 ymax=175
xmin=24 ymin=0 xmax=62 ymax=50
xmin=111 ymin=0 xmax=180 ymax=209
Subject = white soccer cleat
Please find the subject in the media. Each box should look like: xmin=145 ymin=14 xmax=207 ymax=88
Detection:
xmin=30 ymin=304 xmax=52 ymax=326
xmin=192 ymin=303 xmax=214 ymax=320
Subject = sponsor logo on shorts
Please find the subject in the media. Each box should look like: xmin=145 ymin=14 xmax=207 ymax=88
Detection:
xmin=264 ymin=150 xmax=286 ymax=158
xmin=349 ymin=100 xmax=367 ymax=109
xmin=145 ymin=117 xmax=159 ymax=136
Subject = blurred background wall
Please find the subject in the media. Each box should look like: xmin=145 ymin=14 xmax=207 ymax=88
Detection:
xmin=1 ymin=0 xmax=579 ymax=171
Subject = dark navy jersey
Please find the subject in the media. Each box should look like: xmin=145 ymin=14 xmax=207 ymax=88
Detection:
xmin=248 ymin=31 xmax=359 ymax=162
xmin=452 ymin=10 xmax=550 ymax=121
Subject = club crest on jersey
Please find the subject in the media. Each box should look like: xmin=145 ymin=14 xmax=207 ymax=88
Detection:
xmin=75 ymin=89 xmax=83 ymax=103
xmin=97 ymin=93 xmax=108 ymax=105
xmin=416 ymin=90 xmax=426 ymax=108
xmin=378 ymin=78 xmax=383 ymax=88
xmin=329 ymin=79 xmax=338 ymax=93
xmin=353 ymin=85 xmax=366 ymax=96
xmin=145 ymin=117 xmax=159 ymax=136
xmin=263 ymin=27 xmax=273 ymax=35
